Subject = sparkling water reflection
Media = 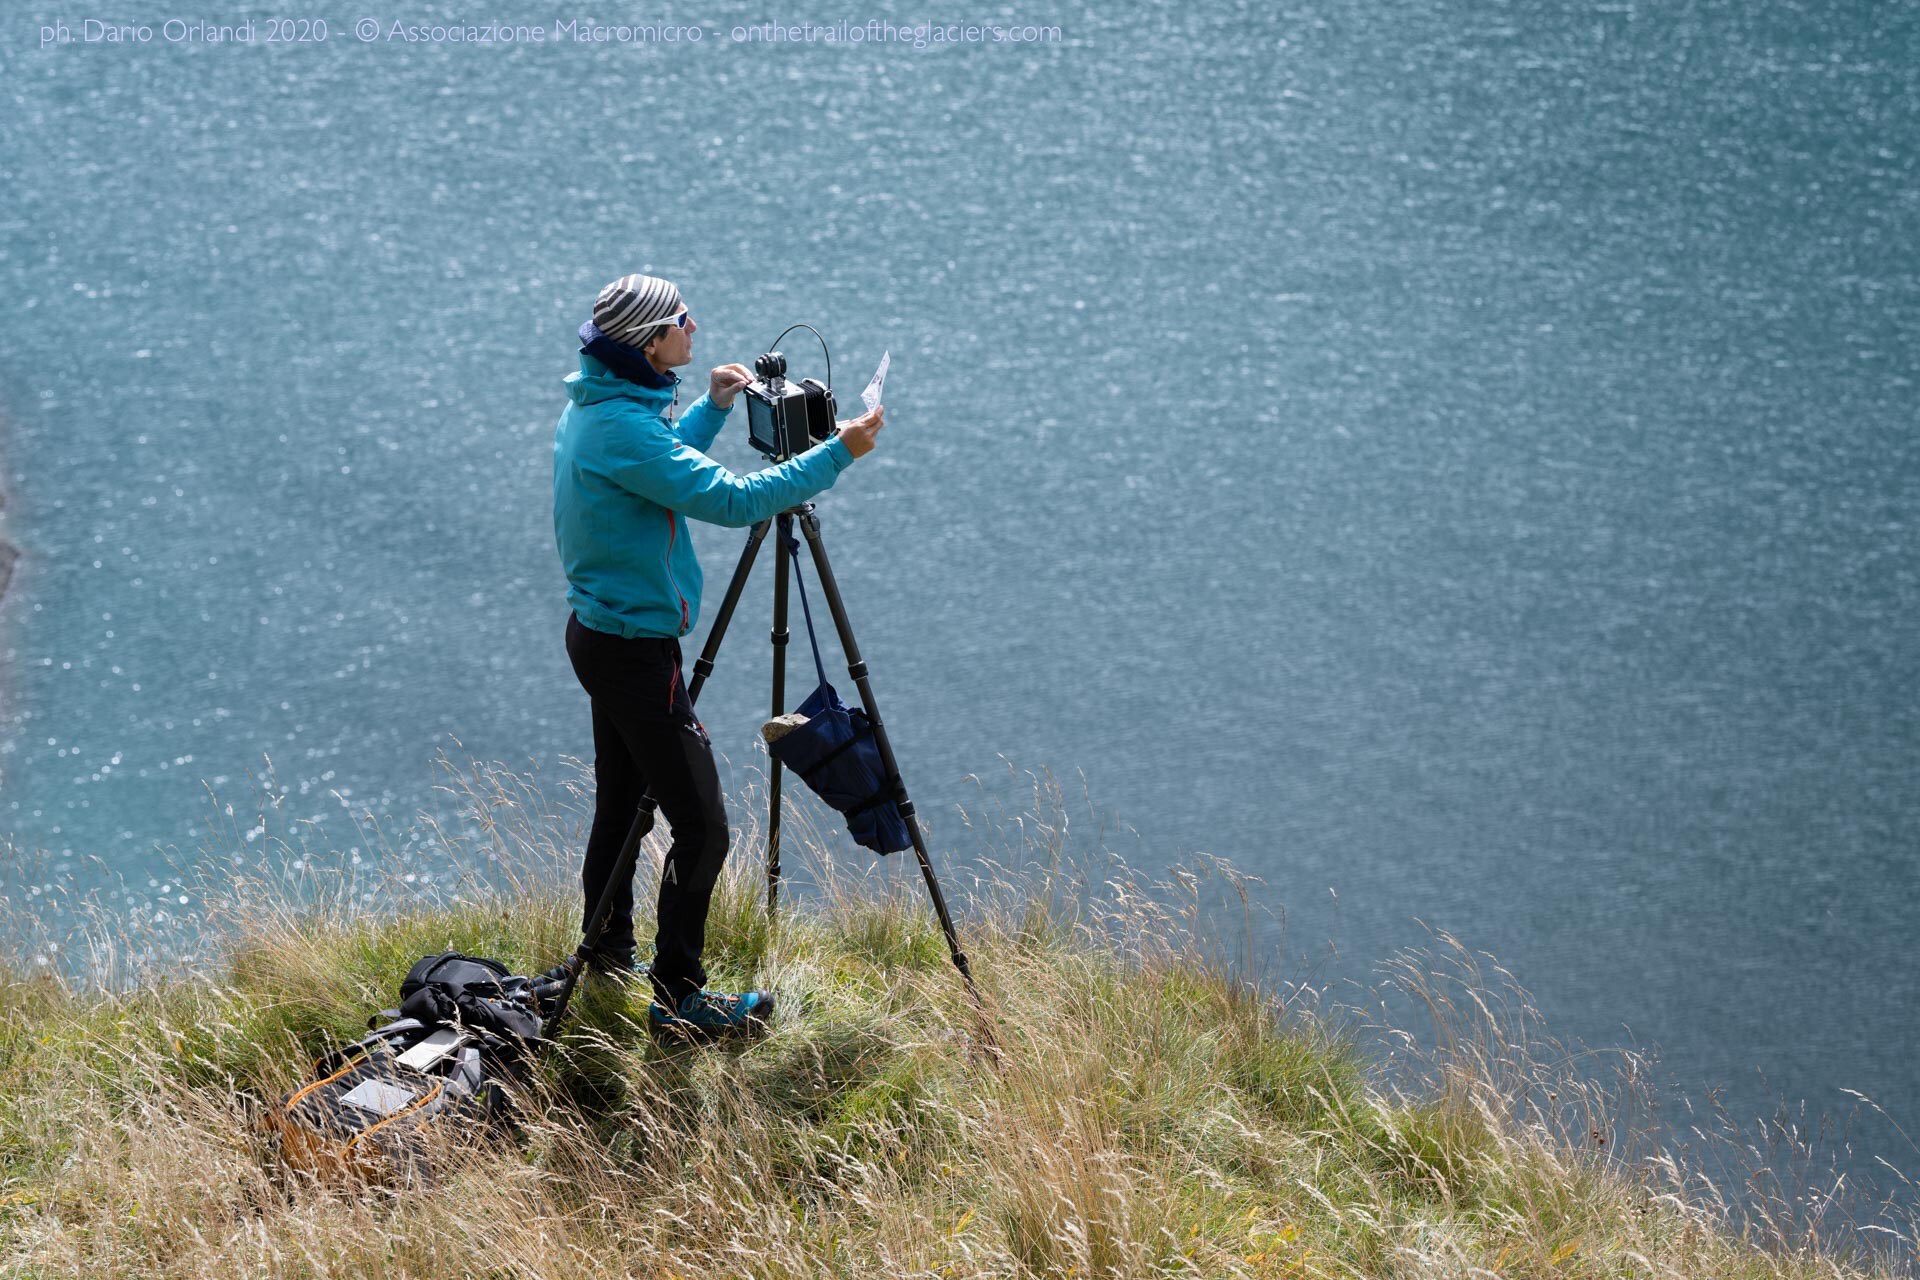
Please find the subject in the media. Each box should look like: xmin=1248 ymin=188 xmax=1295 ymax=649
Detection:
xmin=1 ymin=0 xmax=1915 ymax=1210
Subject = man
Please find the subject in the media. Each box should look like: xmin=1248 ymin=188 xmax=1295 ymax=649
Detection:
xmin=551 ymin=273 xmax=885 ymax=1041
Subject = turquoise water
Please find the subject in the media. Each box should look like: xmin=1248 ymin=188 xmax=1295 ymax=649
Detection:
xmin=2 ymin=0 xmax=1916 ymax=1210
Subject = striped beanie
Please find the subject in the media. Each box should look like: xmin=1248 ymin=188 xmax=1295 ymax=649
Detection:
xmin=592 ymin=274 xmax=685 ymax=348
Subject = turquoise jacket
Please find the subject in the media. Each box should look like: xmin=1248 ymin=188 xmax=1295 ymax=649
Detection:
xmin=553 ymin=351 xmax=854 ymax=639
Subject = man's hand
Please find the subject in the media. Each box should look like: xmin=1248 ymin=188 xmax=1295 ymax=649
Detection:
xmin=835 ymin=404 xmax=885 ymax=459
xmin=709 ymin=363 xmax=754 ymax=410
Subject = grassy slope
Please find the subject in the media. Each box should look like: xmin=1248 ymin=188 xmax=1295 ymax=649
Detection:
xmin=0 ymin=773 xmax=1906 ymax=1279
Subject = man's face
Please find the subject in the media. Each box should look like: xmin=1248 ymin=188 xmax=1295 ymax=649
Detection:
xmin=646 ymin=311 xmax=696 ymax=371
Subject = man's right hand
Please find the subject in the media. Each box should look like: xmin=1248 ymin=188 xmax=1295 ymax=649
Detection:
xmin=835 ymin=404 xmax=885 ymax=459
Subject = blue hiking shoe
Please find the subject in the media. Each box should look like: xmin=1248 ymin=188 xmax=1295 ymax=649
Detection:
xmin=648 ymin=988 xmax=776 ymax=1045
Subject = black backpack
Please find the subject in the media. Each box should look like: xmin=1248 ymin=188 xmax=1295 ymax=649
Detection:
xmin=260 ymin=952 xmax=549 ymax=1184
xmin=392 ymin=952 xmax=545 ymax=1048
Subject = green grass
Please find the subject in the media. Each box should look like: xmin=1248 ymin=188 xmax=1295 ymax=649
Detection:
xmin=0 ymin=764 xmax=1910 ymax=1279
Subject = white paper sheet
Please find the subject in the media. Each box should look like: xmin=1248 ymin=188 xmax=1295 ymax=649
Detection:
xmin=339 ymin=1078 xmax=418 ymax=1116
xmin=396 ymin=1026 xmax=467 ymax=1071
xmin=860 ymin=350 xmax=890 ymax=413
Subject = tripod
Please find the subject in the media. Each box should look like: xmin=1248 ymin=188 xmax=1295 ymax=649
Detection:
xmin=542 ymin=502 xmax=979 ymax=1037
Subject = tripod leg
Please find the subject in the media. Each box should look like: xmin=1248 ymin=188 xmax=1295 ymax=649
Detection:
xmin=767 ymin=513 xmax=792 ymax=917
xmin=689 ymin=517 xmax=772 ymax=703
xmin=793 ymin=508 xmax=984 ymax=1012
xmin=542 ymin=522 xmax=770 ymax=1039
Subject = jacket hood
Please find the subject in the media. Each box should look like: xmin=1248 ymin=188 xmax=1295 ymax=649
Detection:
xmin=564 ymin=351 xmax=677 ymax=409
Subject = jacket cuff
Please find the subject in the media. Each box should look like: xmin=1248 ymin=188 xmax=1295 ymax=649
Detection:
xmin=825 ymin=433 xmax=853 ymax=470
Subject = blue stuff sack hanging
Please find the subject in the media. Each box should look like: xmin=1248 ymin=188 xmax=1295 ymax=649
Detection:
xmin=763 ymin=531 xmax=913 ymax=855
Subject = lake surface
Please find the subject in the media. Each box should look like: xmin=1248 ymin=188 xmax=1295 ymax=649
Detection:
xmin=2 ymin=0 xmax=1915 ymax=1215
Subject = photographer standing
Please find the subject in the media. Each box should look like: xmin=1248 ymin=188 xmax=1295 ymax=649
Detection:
xmin=551 ymin=273 xmax=885 ymax=1041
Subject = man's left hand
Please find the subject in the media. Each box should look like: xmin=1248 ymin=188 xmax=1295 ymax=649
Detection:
xmin=710 ymin=364 xmax=754 ymax=410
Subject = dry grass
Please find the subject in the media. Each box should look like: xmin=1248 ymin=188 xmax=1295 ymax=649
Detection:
xmin=0 ymin=757 xmax=1913 ymax=1278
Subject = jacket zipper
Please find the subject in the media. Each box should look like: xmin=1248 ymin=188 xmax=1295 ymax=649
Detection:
xmin=664 ymin=510 xmax=690 ymax=638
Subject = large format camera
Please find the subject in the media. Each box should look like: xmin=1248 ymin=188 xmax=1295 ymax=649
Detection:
xmin=743 ymin=350 xmax=837 ymax=460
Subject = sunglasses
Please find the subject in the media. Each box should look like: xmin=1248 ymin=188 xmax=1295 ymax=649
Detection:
xmin=640 ymin=310 xmax=691 ymax=333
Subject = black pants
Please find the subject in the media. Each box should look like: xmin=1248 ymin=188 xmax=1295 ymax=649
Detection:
xmin=565 ymin=612 xmax=730 ymax=1010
